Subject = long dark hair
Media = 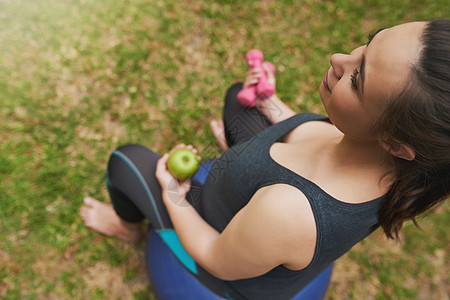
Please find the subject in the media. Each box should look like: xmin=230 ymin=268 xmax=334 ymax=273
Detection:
xmin=375 ymin=19 xmax=450 ymax=239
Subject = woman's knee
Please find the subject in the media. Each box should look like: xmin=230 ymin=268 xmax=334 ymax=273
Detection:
xmin=107 ymin=144 xmax=147 ymax=175
xmin=115 ymin=144 xmax=148 ymax=154
xmin=108 ymin=144 xmax=161 ymax=177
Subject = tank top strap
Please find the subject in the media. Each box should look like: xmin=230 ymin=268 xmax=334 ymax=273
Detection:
xmin=260 ymin=113 xmax=330 ymax=143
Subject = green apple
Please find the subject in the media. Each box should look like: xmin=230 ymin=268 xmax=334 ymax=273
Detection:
xmin=167 ymin=148 xmax=200 ymax=180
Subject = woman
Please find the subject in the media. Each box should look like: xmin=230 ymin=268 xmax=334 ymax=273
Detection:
xmin=81 ymin=20 xmax=450 ymax=299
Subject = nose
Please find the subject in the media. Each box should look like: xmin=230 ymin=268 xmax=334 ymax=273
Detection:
xmin=330 ymin=50 xmax=363 ymax=80
xmin=329 ymin=53 xmax=347 ymax=80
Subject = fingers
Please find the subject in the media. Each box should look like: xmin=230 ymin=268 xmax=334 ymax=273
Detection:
xmin=185 ymin=145 xmax=201 ymax=161
xmin=188 ymin=146 xmax=201 ymax=161
xmin=243 ymin=68 xmax=262 ymax=89
xmin=170 ymin=144 xmax=187 ymax=153
xmin=243 ymin=63 xmax=276 ymax=90
xmin=262 ymin=62 xmax=276 ymax=86
xmin=169 ymin=144 xmax=201 ymax=161
xmin=248 ymin=67 xmax=261 ymax=77
xmin=157 ymin=153 xmax=169 ymax=170
xmin=185 ymin=144 xmax=196 ymax=152
xmin=170 ymin=143 xmax=197 ymax=153
xmin=155 ymin=153 xmax=169 ymax=180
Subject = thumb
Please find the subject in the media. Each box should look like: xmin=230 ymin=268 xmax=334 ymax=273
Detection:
xmin=155 ymin=154 xmax=169 ymax=178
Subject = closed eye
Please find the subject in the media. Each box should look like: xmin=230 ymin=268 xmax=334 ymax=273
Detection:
xmin=351 ymin=68 xmax=359 ymax=91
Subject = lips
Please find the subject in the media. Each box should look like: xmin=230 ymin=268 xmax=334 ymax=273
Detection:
xmin=323 ymin=70 xmax=331 ymax=93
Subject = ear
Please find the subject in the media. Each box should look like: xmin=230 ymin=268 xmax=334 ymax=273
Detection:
xmin=380 ymin=138 xmax=415 ymax=161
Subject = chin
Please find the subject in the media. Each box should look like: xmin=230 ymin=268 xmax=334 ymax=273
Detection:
xmin=318 ymin=85 xmax=329 ymax=110
xmin=318 ymin=84 xmax=324 ymax=100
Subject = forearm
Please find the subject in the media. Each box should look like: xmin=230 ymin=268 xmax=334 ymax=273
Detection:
xmin=162 ymin=192 xmax=220 ymax=273
xmin=256 ymin=94 xmax=296 ymax=124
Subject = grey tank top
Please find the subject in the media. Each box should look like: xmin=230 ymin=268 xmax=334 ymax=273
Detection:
xmin=201 ymin=113 xmax=383 ymax=300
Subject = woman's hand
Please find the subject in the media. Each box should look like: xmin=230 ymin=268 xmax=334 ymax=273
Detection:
xmin=155 ymin=144 xmax=200 ymax=206
xmin=252 ymin=63 xmax=295 ymax=125
xmin=243 ymin=62 xmax=276 ymax=92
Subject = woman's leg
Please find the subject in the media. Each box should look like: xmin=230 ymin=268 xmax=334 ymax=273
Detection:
xmin=107 ymin=144 xmax=203 ymax=227
xmin=81 ymin=144 xmax=203 ymax=240
xmin=106 ymin=144 xmax=172 ymax=229
xmin=223 ymin=82 xmax=272 ymax=147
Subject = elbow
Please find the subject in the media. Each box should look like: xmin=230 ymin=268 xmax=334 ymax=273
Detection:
xmin=199 ymin=260 xmax=233 ymax=280
xmin=200 ymin=260 xmax=253 ymax=281
xmin=196 ymin=242 xmax=255 ymax=281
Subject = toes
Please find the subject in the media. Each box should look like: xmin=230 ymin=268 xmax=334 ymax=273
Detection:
xmin=83 ymin=197 xmax=95 ymax=206
xmin=80 ymin=206 xmax=91 ymax=225
xmin=210 ymin=120 xmax=224 ymax=136
xmin=84 ymin=197 xmax=106 ymax=209
xmin=209 ymin=120 xmax=218 ymax=132
xmin=210 ymin=119 xmax=222 ymax=131
xmin=216 ymin=119 xmax=225 ymax=130
xmin=210 ymin=120 xmax=229 ymax=151
xmin=80 ymin=206 xmax=86 ymax=218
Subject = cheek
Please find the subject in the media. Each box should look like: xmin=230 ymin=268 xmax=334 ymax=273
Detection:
xmin=329 ymin=89 xmax=357 ymax=115
xmin=327 ymin=90 xmax=368 ymax=130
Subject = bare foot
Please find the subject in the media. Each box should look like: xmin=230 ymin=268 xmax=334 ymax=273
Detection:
xmin=80 ymin=197 xmax=143 ymax=242
xmin=209 ymin=119 xmax=229 ymax=151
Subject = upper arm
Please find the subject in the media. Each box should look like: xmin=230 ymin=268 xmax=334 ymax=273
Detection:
xmin=199 ymin=184 xmax=317 ymax=280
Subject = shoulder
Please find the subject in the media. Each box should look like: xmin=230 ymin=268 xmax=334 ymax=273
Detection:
xmin=251 ymin=184 xmax=316 ymax=236
xmin=244 ymin=184 xmax=317 ymax=270
xmin=283 ymin=117 xmax=339 ymax=144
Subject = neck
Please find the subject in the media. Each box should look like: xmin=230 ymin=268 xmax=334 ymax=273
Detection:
xmin=331 ymin=135 xmax=393 ymax=168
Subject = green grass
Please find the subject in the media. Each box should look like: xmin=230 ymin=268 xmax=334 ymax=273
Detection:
xmin=0 ymin=0 xmax=448 ymax=299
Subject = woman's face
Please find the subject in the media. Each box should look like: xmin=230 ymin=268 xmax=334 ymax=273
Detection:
xmin=319 ymin=22 xmax=426 ymax=142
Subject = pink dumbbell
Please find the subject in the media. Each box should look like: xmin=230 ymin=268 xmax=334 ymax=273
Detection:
xmin=237 ymin=49 xmax=276 ymax=107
